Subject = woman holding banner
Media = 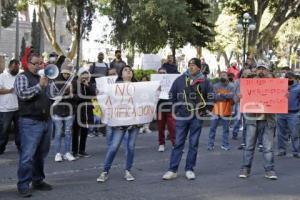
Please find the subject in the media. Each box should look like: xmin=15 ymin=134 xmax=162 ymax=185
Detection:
xmin=97 ymin=65 xmax=139 ymax=183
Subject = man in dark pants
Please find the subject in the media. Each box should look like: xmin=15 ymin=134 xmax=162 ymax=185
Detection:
xmin=14 ymin=54 xmax=53 ymax=197
xmin=0 ymin=59 xmax=20 ymax=154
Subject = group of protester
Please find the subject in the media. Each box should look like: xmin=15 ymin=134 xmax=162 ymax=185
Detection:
xmin=0 ymin=49 xmax=299 ymax=198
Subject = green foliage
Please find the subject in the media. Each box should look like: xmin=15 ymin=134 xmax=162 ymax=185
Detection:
xmin=133 ymin=69 xmax=157 ymax=81
xmin=1 ymin=0 xmax=18 ymax=28
xmin=99 ymin=0 xmax=214 ymax=54
xmin=66 ymin=0 xmax=96 ymax=40
xmin=208 ymin=11 xmax=241 ymax=53
xmin=31 ymin=9 xmax=41 ymax=54
xmin=20 ymin=37 xmax=26 ymax=58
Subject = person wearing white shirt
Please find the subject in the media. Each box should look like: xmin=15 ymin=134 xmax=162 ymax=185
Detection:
xmin=0 ymin=59 xmax=20 ymax=154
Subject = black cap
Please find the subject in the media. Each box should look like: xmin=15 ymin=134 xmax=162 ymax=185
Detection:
xmin=285 ymin=72 xmax=296 ymax=79
xmin=188 ymin=58 xmax=202 ymax=68
xmin=49 ymin=52 xmax=58 ymax=58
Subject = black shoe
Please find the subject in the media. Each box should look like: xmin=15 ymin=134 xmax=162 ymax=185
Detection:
xmin=78 ymin=152 xmax=91 ymax=158
xmin=293 ymin=153 xmax=300 ymax=158
xmin=238 ymin=144 xmax=245 ymax=150
xmin=277 ymin=151 xmax=286 ymax=157
xmin=32 ymin=181 xmax=53 ymax=191
xmin=232 ymin=136 xmax=238 ymax=140
xmin=18 ymin=188 xmax=32 ymax=198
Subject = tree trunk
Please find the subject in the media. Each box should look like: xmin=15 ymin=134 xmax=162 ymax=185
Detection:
xmin=171 ymin=44 xmax=176 ymax=64
xmin=256 ymin=20 xmax=285 ymax=58
xmin=196 ymin=47 xmax=202 ymax=58
xmin=67 ymin=35 xmax=78 ymax=60
xmin=15 ymin=12 xmax=19 ymax=60
xmin=247 ymin=0 xmax=265 ymax=53
xmin=216 ymin=52 xmax=221 ymax=77
xmin=126 ymin=44 xmax=135 ymax=66
xmin=222 ymin=51 xmax=229 ymax=68
xmin=37 ymin=2 xmax=80 ymax=59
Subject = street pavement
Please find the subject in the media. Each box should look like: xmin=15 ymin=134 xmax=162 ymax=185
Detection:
xmin=0 ymin=127 xmax=300 ymax=200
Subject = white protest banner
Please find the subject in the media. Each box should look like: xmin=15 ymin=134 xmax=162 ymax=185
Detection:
xmin=141 ymin=54 xmax=162 ymax=70
xmin=95 ymin=76 xmax=117 ymax=93
xmin=151 ymin=74 xmax=180 ymax=99
xmin=97 ymin=81 xmax=160 ymax=127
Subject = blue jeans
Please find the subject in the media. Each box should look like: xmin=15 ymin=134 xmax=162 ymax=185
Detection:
xmin=103 ymin=126 xmax=138 ymax=172
xmin=88 ymin=115 xmax=101 ymax=134
xmin=232 ymin=103 xmax=242 ymax=138
xmin=208 ymin=115 xmax=230 ymax=148
xmin=17 ymin=118 xmax=51 ymax=190
xmin=256 ymin=124 xmax=264 ymax=146
xmin=106 ymin=126 xmax=113 ymax=146
xmin=52 ymin=115 xmax=74 ymax=154
xmin=239 ymin=115 xmax=247 ymax=145
xmin=277 ymin=113 xmax=300 ymax=153
xmin=242 ymin=120 xmax=275 ymax=171
xmin=169 ymin=117 xmax=203 ymax=172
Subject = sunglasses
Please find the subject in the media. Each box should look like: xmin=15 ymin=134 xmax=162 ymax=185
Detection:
xmin=30 ymin=62 xmax=41 ymax=66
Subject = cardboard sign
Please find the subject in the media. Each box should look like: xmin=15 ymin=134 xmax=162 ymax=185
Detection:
xmin=240 ymin=78 xmax=288 ymax=114
xmin=151 ymin=74 xmax=180 ymax=99
xmin=141 ymin=54 xmax=162 ymax=70
xmin=96 ymin=80 xmax=160 ymax=126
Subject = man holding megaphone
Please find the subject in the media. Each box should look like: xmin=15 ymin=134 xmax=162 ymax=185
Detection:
xmin=14 ymin=54 xmax=55 ymax=197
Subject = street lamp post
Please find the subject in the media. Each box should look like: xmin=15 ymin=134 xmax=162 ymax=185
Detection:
xmin=237 ymin=12 xmax=256 ymax=68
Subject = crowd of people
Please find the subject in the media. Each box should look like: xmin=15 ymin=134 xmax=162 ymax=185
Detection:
xmin=0 ymin=49 xmax=299 ymax=198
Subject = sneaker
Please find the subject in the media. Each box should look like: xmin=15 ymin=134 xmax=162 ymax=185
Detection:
xmin=88 ymin=133 xmax=95 ymax=138
xmin=207 ymin=146 xmax=214 ymax=151
xmin=64 ymin=152 xmax=76 ymax=161
xmin=32 ymin=181 xmax=53 ymax=191
xmin=78 ymin=152 xmax=91 ymax=158
xmin=264 ymin=171 xmax=278 ymax=180
xmin=185 ymin=170 xmax=196 ymax=180
xmin=238 ymin=144 xmax=246 ymax=150
xmin=144 ymin=128 xmax=152 ymax=134
xmin=18 ymin=188 xmax=32 ymax=198
xmin=97 ymin=172 xmax=108 ymax=182
xmin=162 ymin=171 xmax=177 ymax=180
xmin=54 ymin=153 xmax=63 ymax=162
xmin=139 ymin=128 xmax=144 ymax=134
xmin=124 ymin=170 xmax=135 ymax=181
xmin=258 ymin=145 xmax=264 ymax=152
xmin=239 ymin=168 xmax=250 ymax=179
xmin=221 ymin=146 xmax=230 ymax=151
xmin=158 ymin=145 xmax=165 ymax=152
xmin=277 ymin=151 xmax=286 ymax=157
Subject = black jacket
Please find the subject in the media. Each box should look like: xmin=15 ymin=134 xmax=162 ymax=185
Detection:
xmin=52 ymin=74 xmax=76 ymax=117
xmin=76 ymin=82 xmax=96 ymax=127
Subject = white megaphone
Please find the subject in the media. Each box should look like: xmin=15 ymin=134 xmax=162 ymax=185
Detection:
xmin=38 ymin=64 xmax=59 ymax=79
